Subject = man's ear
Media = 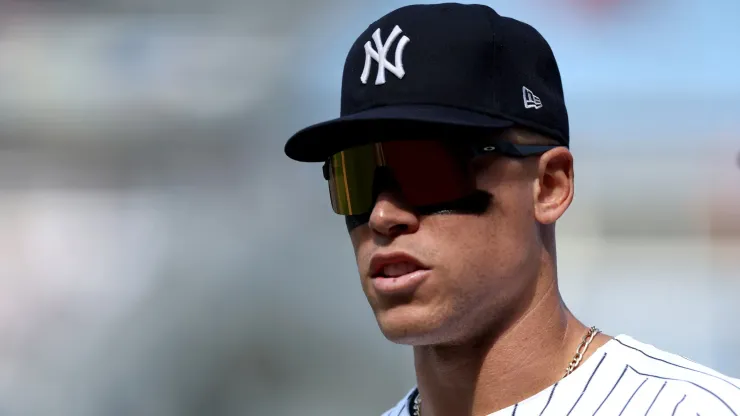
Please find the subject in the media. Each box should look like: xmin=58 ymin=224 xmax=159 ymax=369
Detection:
xmin=533 ymin=147 xmax=574 ymax=225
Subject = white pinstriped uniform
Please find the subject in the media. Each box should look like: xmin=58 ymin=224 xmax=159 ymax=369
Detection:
xmin=382 ymin=335 xmax=740 ymax=416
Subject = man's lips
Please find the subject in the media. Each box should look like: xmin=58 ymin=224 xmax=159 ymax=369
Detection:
xmin=369 ymin=252 xmax=428 ymax=278
xmin=380 ymin=261 xmax=421 ymax=278
xmin=368 ymin=252 xmax=431 ymax=295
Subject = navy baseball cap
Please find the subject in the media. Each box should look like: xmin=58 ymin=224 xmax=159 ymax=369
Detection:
xmin=284 ymin=3 xmax=569 ymax=162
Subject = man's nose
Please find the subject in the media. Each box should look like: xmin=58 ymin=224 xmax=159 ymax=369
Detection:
xmin=368 ymin=191 xmax=420 ymax=238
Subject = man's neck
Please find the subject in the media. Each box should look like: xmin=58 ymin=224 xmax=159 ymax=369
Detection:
xmin=412 ymin=278 xmax=592 ymax=416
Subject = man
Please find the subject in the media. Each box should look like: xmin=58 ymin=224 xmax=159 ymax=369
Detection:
xmin=284 ymin=3 xmax=740 ymax=415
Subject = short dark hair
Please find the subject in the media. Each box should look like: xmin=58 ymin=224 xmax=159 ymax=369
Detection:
xmin=502 ymin=127 xmax=561 ymax=147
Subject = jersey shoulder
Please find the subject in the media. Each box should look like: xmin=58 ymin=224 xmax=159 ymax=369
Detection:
xmin=614 ymin=335 xmax=740 ymax=413
xmin=615 ymin=334 xmax=740 ymax=383
xmin=380 ymin=387 xmax=416 ymax=416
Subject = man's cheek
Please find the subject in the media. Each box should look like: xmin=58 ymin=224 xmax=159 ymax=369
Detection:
xmin=349 ymin=227 xmax=368 ymax=255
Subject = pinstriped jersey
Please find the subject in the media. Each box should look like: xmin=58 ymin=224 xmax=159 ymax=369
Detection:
xmin=382 ymin=335 xmax=740 ymax=416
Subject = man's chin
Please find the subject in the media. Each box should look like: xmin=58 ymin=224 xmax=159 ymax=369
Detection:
xmin=375 ymin=308 xmax=450 ymax=346
xmin=381 ymin=328 xmax=440 ymax=345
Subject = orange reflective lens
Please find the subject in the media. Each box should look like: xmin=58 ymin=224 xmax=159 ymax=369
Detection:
xmin=326 ymin=140 xmax=474 ymax=215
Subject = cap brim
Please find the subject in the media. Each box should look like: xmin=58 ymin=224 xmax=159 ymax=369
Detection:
xmin=284 ymin=104 xmax=514 ymax=162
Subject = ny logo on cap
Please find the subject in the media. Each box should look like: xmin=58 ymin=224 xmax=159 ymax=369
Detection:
xmin=361 ymin=25 xmax=410 ymax=85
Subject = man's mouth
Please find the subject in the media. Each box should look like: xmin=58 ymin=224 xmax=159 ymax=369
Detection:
xmin=370 ymin=252 xmax=428 ymax=278
xmin=376 ymin=261 xmax=422 ymax=278
xmin=369 ymin=253 xmax=431 ymax=295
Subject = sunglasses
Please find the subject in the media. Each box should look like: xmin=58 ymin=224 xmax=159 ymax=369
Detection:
xmin=323 ymin=137 xmax=560 ymax=216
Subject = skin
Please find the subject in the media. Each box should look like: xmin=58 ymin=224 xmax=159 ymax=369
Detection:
xmin=349 ymin=129 xmax=612 ymax=416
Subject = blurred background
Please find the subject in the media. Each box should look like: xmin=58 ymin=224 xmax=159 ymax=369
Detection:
xmin=0 ymin=0 xmax=737 ymax=415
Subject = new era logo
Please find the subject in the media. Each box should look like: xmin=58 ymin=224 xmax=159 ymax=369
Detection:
xmin=361 ymin=25 xmax=410 ymax=85
xmin=522 ymin=86 xmax=542 ymax=109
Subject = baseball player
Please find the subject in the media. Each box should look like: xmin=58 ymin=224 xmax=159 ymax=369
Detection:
xmin=284 ymin=3 xmax=740 ymax=415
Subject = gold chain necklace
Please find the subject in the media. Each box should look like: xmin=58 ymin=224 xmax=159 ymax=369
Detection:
xmin=412 ymin=326 xmax=601 ymax=416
